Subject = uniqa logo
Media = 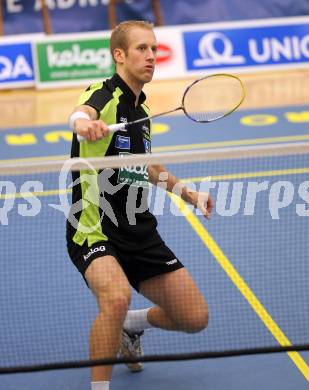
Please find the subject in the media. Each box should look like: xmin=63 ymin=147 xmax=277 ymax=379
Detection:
xmin=0 ymin=55 xmax=33 ymax=80
xmin=46 ymin=44 xmax=112 ymax=69
xmin=194 ymin=32 xmax=246 ymax=66
xmin=248 ymin=35 xmax=309 ymax=62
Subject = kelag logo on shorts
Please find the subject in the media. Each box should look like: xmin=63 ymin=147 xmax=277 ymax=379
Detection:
xmin=183 ymin=22 xmax=309 ymax=71
xmin=0 ymin=42 xmax=34 ymax=87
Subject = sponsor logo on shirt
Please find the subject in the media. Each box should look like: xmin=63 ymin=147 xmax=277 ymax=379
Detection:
xmin=142 ymin=124 xmax=151 ymax=140
xmin=143 ymin=138 xmax=151 ymax=153
xmin=115 ymin=135 xmax=130 ymax=150
xmin=118 ymin=152 xmax=149 ymax=188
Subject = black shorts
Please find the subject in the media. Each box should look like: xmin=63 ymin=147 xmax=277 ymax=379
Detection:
xmin=67 ymin=237 xmax=184 ymax=291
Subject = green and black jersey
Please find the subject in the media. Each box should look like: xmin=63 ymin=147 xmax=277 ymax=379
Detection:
xmin=67 ymin=73 xmax=162 ymax=252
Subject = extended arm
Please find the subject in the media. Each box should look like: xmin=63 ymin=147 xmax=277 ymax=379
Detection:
xmin=69 ymin=105 xmax=110 ymax=141
xmin=148 ymin=164 xmax=213 ymax=219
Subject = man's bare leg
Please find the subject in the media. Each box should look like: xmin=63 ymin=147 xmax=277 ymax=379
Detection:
xmin=139 ymin=268 xmax=209 ymax=333
xmin=85 ymin=256 xmax=131 ymax=384
xmin=120 ymin=268 xmax=208 ymax=375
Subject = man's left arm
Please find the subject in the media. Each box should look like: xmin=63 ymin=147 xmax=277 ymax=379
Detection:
xmin=148 ymin=164 xmax=213 ymax=219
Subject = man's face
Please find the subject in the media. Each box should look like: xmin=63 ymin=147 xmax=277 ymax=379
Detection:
xmin=121 ymin=27 xmax=158 ymax=85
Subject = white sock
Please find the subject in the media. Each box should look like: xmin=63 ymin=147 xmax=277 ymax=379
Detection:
xmin=91 ymin=381 xmax=110 ymax=390
xmin=123 ymin=308 xmax=152 ymax=334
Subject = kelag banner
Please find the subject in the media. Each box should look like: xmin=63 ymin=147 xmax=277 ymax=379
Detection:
xmin=3 ymin=0 xmax=309 ymax=35
xmin=34 ymin=34 xmax=114 ymax=87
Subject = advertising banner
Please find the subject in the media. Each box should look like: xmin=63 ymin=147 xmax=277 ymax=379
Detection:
xmin=0 ymin=40 xmax=35 ymax=89
xmin=182 ymin=18 xmax=309 ymax=74
xmin=153 ymin=27 xmax=186 ymax=80
xmin=2 ymin=17 xmax=309 ymax=89
xmin=33 ymin=27 xmax=187 ymax=88
xmin=34 ymin=34 xmax=115 ymax=88
xmin=3 ymin=0 xmax=309 ymax=35
xmin=2 ymin=1 xmax=152 ymax=35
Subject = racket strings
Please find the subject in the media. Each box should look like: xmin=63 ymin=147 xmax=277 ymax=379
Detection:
xmin=183 ymin=75 xmax=245 ymax=122
xmin=187 ymin=111 xmax=221 ymax=122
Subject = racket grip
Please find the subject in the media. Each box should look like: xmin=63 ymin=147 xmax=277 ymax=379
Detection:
xmin=77 ymin=134 xmax=85 ymax=142
xmin=108 ymin=123 xmax=127 ymax=132
xmin=76 ymin=123 xmax=126 ymax=142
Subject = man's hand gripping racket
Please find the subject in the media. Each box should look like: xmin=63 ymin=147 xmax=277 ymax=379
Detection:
xmin=73 ymin=73 xmax=246 ymax=142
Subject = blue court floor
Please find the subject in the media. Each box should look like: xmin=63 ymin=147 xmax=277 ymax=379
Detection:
xmin=0 ymin=104 xmax=308 ymax=389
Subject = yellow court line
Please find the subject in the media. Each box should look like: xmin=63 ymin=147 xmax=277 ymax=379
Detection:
xmin=1 ymin=134 xmax=309 ymax=164
xmin=170 ymin=193 xmax=309 ymax=381
xmin=0 ymin=189 xmax=70 ymax=200
xmin=152 ymin=134 xmax=309 ymax=153
xmin=0 ymin=155 xmax=70 ymax=164
xmin=181 ymin=167 xmax=309 ymax=183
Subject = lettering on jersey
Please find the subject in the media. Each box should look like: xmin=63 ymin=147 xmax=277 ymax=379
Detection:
xmin=142 ymin=124 xmax=151 ymax=140
xmin=143 ymin=138 xmax=151 ymax=153
xmin=118 ymin=152 xmax=149 ymax=188
xmin=115 ymin=135 xmax=130 ymax=150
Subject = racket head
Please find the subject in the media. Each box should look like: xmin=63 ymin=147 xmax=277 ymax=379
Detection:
xmin=182 ymin=73 xmax=246 ymax=123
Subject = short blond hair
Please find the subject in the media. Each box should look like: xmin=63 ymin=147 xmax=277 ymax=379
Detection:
xmin=110 ymin=20 xmax=154 ymax=62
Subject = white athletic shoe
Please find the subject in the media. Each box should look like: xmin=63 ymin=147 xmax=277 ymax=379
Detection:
xmin=119 ymin=330 xmax=144 ymax=372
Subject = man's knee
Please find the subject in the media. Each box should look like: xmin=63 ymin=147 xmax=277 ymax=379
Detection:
xmin=89 ymin=272 xmax=132 ymax=315
xmin=93 ymin=289 xmax=131 ymax=326
xmin=180 ymin=304 xmax=209 ymax=333
xmin=85 ymin=256 xmax=132 ymax=314
xmin=97 ymin=287 xmax=132 ymax=313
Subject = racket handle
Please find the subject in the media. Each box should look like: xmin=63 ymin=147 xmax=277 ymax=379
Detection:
xmin=77 ymin=134 xmax=85 ymax=142
xmin=76 ymin=123 xmax=126 ymax=142
xmin=108 ymin=123 xmax=127 ymax=132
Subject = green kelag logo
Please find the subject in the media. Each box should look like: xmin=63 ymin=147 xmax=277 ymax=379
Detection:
xmin=35 ymin=38 xmax=114 ymax=83
xmin=118 ymin=153 xmax=149 ymax=188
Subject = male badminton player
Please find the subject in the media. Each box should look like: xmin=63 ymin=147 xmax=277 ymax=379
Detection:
xmin=67 ymin=20 xmax=212 ymax=390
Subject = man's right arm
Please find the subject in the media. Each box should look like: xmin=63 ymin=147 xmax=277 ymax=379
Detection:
xmin=69 ymin=104 xmax=110 ymax=141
